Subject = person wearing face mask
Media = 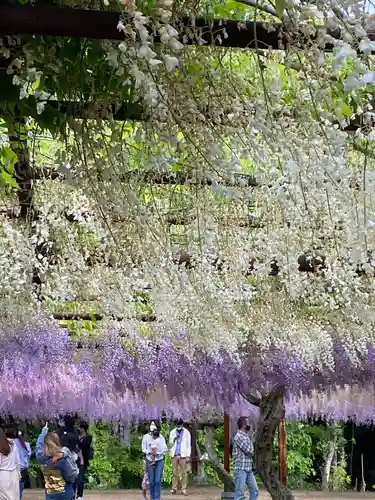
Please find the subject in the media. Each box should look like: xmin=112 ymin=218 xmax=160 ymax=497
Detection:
xmin=141 ymin=422 xmax=168 ymax=500
xmin=232 ymin=417 xmax=258 ymax=500
xmin=169 ymin=419 xmax=191 ymax=496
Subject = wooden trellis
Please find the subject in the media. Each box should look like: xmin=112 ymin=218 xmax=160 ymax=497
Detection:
xmin=2 ymin=2 xmax=373 ymax=487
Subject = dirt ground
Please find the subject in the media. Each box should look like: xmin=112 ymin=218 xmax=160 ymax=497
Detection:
xmin=23 ymin=489 xmax=375 ymax=500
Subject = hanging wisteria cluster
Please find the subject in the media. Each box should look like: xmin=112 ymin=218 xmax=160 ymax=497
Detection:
xmin=3 ymin=317 xmax=375 ymax=422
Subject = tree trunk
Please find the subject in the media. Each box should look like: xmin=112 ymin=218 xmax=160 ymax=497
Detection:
xmin=254 ymin=387 xmax=294 ymax=500
xmin=8 ymin=118 xmax=33 ymax=219
xmin=322 ymin=433 xmax=337 ymax=490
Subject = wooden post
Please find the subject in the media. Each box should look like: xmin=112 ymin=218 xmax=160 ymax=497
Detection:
xmin=190 ymin=422 xmax=198 ymax=475
xmin=224 ymin=413 xmax=230 ymax=473
xmin=278 ymin=418 xmax=287 ymax=486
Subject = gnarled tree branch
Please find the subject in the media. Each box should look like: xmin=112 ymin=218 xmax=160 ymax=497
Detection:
xmin=255 ymin=386 xmax=294 ymax=500
xmin=203 ymin=426 xmax=235 ymax=492
xmin=238 ymin=383 xmax=262 ymax=407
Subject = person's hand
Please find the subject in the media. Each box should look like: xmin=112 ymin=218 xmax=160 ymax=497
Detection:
xmin=43 ymin=423 xmax=48 ymax=431
xmin=52 ymin=452 xmax=63 ymax=464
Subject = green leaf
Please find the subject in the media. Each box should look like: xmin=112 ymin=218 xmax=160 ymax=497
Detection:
xmin=0 ymin=170 xmax=19 ymax=188
xmin=275 ymin=0 xmax=285 ymax=18
xmin=0 ymin=147 xmax=17 ymax=174
xmin=341 ymin=102 xmax=353 ymax=117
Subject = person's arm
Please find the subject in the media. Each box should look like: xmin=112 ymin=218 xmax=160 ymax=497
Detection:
xmin=13 ymin=445 xmax=21 ymax=478
xmin=141 ymin=434 xmax=149 ymax=455
xmin=157 ymin=435 xmax=168 ymax=458
xmin=26 ymin=442 xmax=32 ymax=459
xmin=35 ymin=426 xmax=49 ymax=463
xmin=169 ymin=429 xmax=176 ymax=446
xmin=233 ymin=434 xmax=253 ymax=456
xmin=51 ymin=447 xmax=69 ymax=464
xmin=185 ymin=429 xmax=191 ymax=458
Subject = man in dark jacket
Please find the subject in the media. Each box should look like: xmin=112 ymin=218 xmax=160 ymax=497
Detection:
xmin=75 ymin=422 xmax=93 ymax=500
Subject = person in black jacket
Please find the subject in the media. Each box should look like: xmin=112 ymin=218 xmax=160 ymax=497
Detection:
xmin=57 ymin=416 xmax=79 ymax=454
xmin=75 ymin=422 xmax=93 ymax=500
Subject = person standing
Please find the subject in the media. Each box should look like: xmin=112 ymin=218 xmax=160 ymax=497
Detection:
xmin=169 ymin=419 xmax=191 ymax=495
xmin=36 ymin=423 xmax=79 ymax=500
xmin=75 ymin=422 xmax=93 ymax=500
xmin=0 ymin=427 xmax=20 ymax=500
xmin=232 ymin=417 xmax=258 ymax=500
xmin=142 ymin=422 xmax=168 ymax=500
xmin=12 ymin=430 xmax=31 ymax=500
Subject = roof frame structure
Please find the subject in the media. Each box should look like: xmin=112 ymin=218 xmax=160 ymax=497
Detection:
xmin=0 ymin=3 xmax=332 ymax=50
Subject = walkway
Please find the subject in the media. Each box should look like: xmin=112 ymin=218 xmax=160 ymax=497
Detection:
xmin=23 ymin=489 xmax=375 ymax=499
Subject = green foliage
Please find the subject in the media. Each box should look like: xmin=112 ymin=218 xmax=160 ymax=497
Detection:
xmin=23 ymin=420 xmax=352 ymax=492
xmin=271 ymin=421 xmax=350 ymax=491
xmin=312 ymin=424 xmax=350 ymax=491
xmin=275 ymin=0 xmax=285 ymax=18
xmin=330 ymin=452 xmax=351 ymax=491
xmin=87 ymin=422 xmax=175 ymax=489
xmin=0 ymin=146 xmax=19 ymax=189
xmin=278 ymin=422 xmax=316 ymax=489
xmin=87 ymin=422 xmax=144 ymax=489
xmin=160 ymin=421 xmax=173 ymax=486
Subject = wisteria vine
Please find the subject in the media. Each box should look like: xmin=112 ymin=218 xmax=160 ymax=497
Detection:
xmin=3 ymin=318 xmax=375 ymax=422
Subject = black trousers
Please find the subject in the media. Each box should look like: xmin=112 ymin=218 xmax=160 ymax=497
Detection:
xmin=74 ymin=464 xmax=87 ymax=498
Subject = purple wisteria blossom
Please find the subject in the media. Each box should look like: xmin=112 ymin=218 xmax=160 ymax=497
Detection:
xmin=3 ymin=319 xmax=375 ymax=422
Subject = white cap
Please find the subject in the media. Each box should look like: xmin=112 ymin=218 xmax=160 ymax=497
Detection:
xmin=149 ymin=421 xmax=157 ymax=431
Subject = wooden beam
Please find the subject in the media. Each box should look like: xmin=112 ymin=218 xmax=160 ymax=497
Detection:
xmin=36 ymin=100 xmax=144 ymax=122
xmin=0 ymin=4 xmax=289 ymax=49
xmin=278 ymin=418 xmax=287 ymax=486
xmin=0 ymin=97 xmax=368 ymax=133
xmin=53 ymin=312 xmax=156 ymax=322
xmin=34 ymin=167 xmax=258 ymax=188
xmin=3 ymin=4 xmax=375 ymax=54
xmin=224 ymin=413 xmax=230 ymax=473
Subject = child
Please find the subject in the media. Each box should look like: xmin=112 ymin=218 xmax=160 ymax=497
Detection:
xmin=141 ymin=460 xmax=149 ymax=500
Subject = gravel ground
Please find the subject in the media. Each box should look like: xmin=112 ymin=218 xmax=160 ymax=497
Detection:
xmin=23 ymin=489 xmax=375 ymax=499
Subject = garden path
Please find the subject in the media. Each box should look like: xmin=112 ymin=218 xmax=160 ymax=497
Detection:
xmin=23 ymin=489 xmax=375 ymax=499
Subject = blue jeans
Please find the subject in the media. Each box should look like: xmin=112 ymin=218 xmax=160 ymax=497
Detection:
xmin=146 ymin=459 xmax=164 ymax=500
xmin=234 ymin=469 xmax=259 ymax=500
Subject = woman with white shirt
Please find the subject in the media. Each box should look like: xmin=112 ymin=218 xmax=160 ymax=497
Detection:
xmin=141 ymin=422 xmax=168 ymax=500
xmin=0 ymin=427 xmax=20 ymax=500
xmin=9 ymin=429 xmax=32 ymax=500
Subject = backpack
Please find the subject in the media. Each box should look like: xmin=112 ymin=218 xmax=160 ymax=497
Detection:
xmin=61 ymin=448 xmax=79 ymax=481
